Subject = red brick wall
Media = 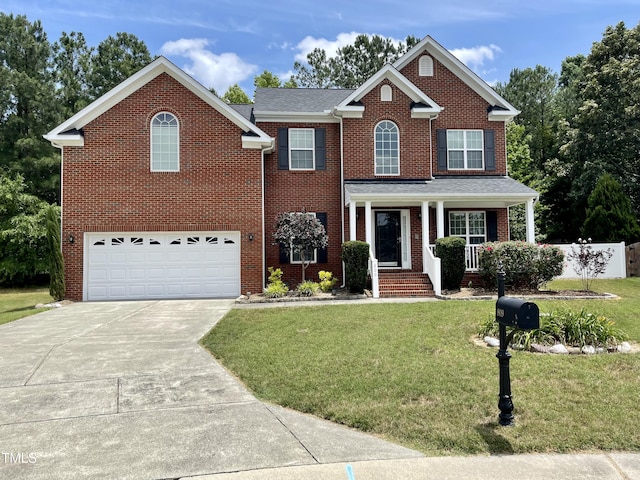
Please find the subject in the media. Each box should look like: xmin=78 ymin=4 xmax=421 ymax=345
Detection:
xmin=261 ymin=122 xmax=344 ymax=288
xmin=61 ymin=73 xmax=264 ymax=300
xmin=399 ymin=53 xmax=508 ymax=176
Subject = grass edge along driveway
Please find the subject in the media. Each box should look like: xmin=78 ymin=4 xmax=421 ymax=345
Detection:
xmin=0 ymin=287 xmax=53 ymax=326
xmin=201 ymin=278 xmax=640 ymax=456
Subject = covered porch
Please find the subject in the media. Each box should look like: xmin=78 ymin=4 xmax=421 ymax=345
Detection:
xmin=344 ymin=177 xmax=539 ymax=297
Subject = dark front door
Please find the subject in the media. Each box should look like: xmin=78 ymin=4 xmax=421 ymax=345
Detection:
xmin=375 ymin=211 xmax=401 ymax=267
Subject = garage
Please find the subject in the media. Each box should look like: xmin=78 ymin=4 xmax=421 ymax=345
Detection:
xmin=85 ymin=232 xmax=241 ymax=301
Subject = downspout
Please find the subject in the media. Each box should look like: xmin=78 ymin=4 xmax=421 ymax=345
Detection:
xmin=429 ymin=116 xmax=435 ymax=180
xmin=260 ymin=141 xmax=273 ymax=293
xmin=331 ymin=109 xmax=346 ymax=288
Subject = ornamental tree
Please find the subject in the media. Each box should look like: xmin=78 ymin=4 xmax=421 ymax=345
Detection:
xmin=273 ymin=212 xmax=328 ymax=282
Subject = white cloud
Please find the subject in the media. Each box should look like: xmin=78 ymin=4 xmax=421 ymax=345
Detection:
xmin=449 ymin=44 xmax=502 ymax=70
xmin=294 ymin=32 xmax=362 ymax=62
xmin=160 ymin=38 xmax=257 ymax=94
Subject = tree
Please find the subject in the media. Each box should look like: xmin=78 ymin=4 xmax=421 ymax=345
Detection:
xmin=0 ymin=174 xmax=50 ymax=285
xmin=562 ymin=22 xmax=640 ymax=226
xmin=0 ymin=13 xmax=61 ymax=204
xmin=53 ymin=31 xmax=93 ymax=118
xmin=272 ymin=212 xmax=328 ymax=282
xmin=254 ymin=70 xmax=282 ymax=89
xmin=222 ymin=84 xmax=252 ymax=104
xmin=582 ymin=173 xmax=640 ymax=244
xmin=87 ymin=32 xmax=153 ymax=99
xmin=495 ymin=65 xmax=559 ymax=173
xmin=293 ymin=34 xmax=420 ymax=88
xmin=45 ymin=204 xmax=65 ymax=300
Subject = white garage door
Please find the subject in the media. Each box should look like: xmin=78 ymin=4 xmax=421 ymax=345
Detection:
xmin=85 ymin=232 xmax=240 ymax=301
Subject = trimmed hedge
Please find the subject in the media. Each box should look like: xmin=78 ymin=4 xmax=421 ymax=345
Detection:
xmin=435 ymin=237 xmax=467 ymax=290
xmin=341 ymin=241 xmax=369 ymax=293
xmin=478 ymin=241 xmax=564 ymax=290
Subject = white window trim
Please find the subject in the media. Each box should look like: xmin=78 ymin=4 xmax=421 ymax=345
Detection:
xmin=150 ymin=112 xmax=180 ymax=172
xmin=447 ymin=129 xmax=484 ymax=170
xmin=448 ymin=211 xmax=487 ymax=244
xmin=291 ymin=212 xmax=318 ymax=264
xmin=374 ymin=120 xmax=400 ymax=176
xmin=289 ymin=128 xmax=315 ymax=171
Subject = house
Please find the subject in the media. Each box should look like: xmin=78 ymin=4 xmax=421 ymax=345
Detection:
xmin=45 ymin=36 xmax=537 ymax=301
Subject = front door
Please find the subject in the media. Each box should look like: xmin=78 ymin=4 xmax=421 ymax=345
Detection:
xmin=375 ymin=211 xmax=402 ymax=267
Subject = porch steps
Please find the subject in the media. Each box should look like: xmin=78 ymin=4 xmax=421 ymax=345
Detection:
xmin=378 ymin=272 xmax=435 ymax=298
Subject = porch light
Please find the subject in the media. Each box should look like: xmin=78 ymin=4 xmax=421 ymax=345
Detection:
xmin=68 ymin=234 xmax=75 ymax=244
xmin=248 ymin=233 xmax=255 ymax=242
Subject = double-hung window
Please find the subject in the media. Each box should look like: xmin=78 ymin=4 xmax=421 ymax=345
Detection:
xmin=151 ymin=112 xmax=179 ymax=172
xmin=449 ymin=211 xmax=486 ymax=245
xmin=375 ymin=121 xmax=399 ymax=175
xmin=289 ymin=128 xmax=315 ymax=170
xmin=447 ymin=130 xmax=483 ymax=170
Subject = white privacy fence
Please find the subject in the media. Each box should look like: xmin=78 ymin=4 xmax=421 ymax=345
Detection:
xmin=554 ymin=242 xmax=627 ymax=279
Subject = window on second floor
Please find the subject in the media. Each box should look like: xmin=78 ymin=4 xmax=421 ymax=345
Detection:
xmin=449 ymin=211 xmax=486 ymax=244
xmin=375 ymin=120 xmax=399 ymax=175
xmin=151 ymin=112 xmax=179 ymax=172
xmin=289 ymin=128 xmax=315 ymax=170
xmin=447 ymin=130 xmax=484 ymax=170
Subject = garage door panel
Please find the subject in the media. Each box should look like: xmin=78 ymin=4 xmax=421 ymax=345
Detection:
xmin=86 ymin=232 xmax=240 ymax=301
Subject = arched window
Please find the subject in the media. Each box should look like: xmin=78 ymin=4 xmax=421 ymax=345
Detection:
xmin=151 ymin=112 xmax=179 ymax=171
xmin=419 ymin=55 xmax=434 ymax=77
xmin=375 ymin=121 xmax=399 ymax=175
xmin=380 ymin=84 xmax=392 ymax=102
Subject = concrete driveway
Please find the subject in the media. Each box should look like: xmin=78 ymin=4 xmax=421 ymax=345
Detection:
xmin=0 ymin=300 xmax=421 ymax=479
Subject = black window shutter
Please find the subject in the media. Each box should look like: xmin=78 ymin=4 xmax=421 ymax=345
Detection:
xmin=279 ymin=243 xmax=290 ymax=264
xmin=437 ymin=129 xmax=447 ymax=171
xmin=315 ymin=128 xmax=326 ymax=170
xmin=484 ymin=129 xmax=496 ymax=171
xmin=486 ymin=211 xmax=498 ymax=241
xmin=316 ymin=212 xmax=328 ymax=263
xmin=278 ymin=128 xmax=289 ymax=170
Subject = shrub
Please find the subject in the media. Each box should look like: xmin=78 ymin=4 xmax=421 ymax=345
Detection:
xmin=478 ymin=241 xmax=564 ymax=290
xmin=567 ymin=238 xmax=613 ymax=291
xmin=45 ymin=205 xmax=65 ymax=300
xmin=341 ymin=241 xmax=369 ymax=293
xmin=318 ymin=270 xmax=338 ymax=293
xmin=263 ymin=266 xmax=289 ymax=298
xmin=296 ymin=280 xmax=320 ymax=297
xmin=479 ymin=308 xmax=628 ymax=349
xmin=435 ymin=237 xmax=466 ymax=290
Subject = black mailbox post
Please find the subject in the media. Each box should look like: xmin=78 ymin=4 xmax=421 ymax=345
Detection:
xmin=495 ymin=265 xmax=539 ymax=426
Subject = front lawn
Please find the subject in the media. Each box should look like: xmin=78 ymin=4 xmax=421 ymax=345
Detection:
xmin=201 ymin=278 xmax=640 ymax=455
xmin=0 ymin=287 xmax=53 ymax=326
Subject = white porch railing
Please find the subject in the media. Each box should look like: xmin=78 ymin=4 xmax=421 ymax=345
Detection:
xmin=423 ymin=245 xmax=441 ymax=296
xmin=429 ymin=244 xmax=480 ymax=272
xmin=368 ymin=247 xmax=380 ymax=298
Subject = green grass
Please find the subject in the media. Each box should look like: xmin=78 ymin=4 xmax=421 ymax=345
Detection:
xmin=0 ymin=287 xmax=54 ymax=326
xmin=201 ymin=278 xmax=640 ymax=455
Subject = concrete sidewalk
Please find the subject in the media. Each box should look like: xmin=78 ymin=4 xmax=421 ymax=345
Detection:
xmin=0 ymin=300 xmax=637 ymax=479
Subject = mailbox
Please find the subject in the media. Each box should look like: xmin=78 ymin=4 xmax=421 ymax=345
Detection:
xmin=496 ymin=297 xmax=539 ymax=330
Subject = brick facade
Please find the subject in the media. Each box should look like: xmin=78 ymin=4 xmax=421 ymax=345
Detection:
xmin=52 ymin=38 xmax=530 ymax=300
xmin=61 ymin=73 xmax=264 ymax=300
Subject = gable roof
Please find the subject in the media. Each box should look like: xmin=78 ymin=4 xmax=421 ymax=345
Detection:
xmin=333 ymin=64 xmax=443 ymax=119
xmin=45 ymin=56 xmax=273 ymax=150
xmin=393 ymin=36 xmax=519 ymax=121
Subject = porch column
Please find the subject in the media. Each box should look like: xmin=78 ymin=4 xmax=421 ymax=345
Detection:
xmin=421 ymin=201 xmax=430 ymax=271
xmin=436 ymin=200 xmax=445 ymax=238
xmin=525 ymin=198 xmax=536 ymax=243
xmin=365 ymin=201 xmax=372 ymax=247
xmin=349 ymin=201 xmax=357 ymax=241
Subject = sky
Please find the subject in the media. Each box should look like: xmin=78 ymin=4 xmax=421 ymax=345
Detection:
xmin=3 ymin=0 xmax=640 ymax=96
